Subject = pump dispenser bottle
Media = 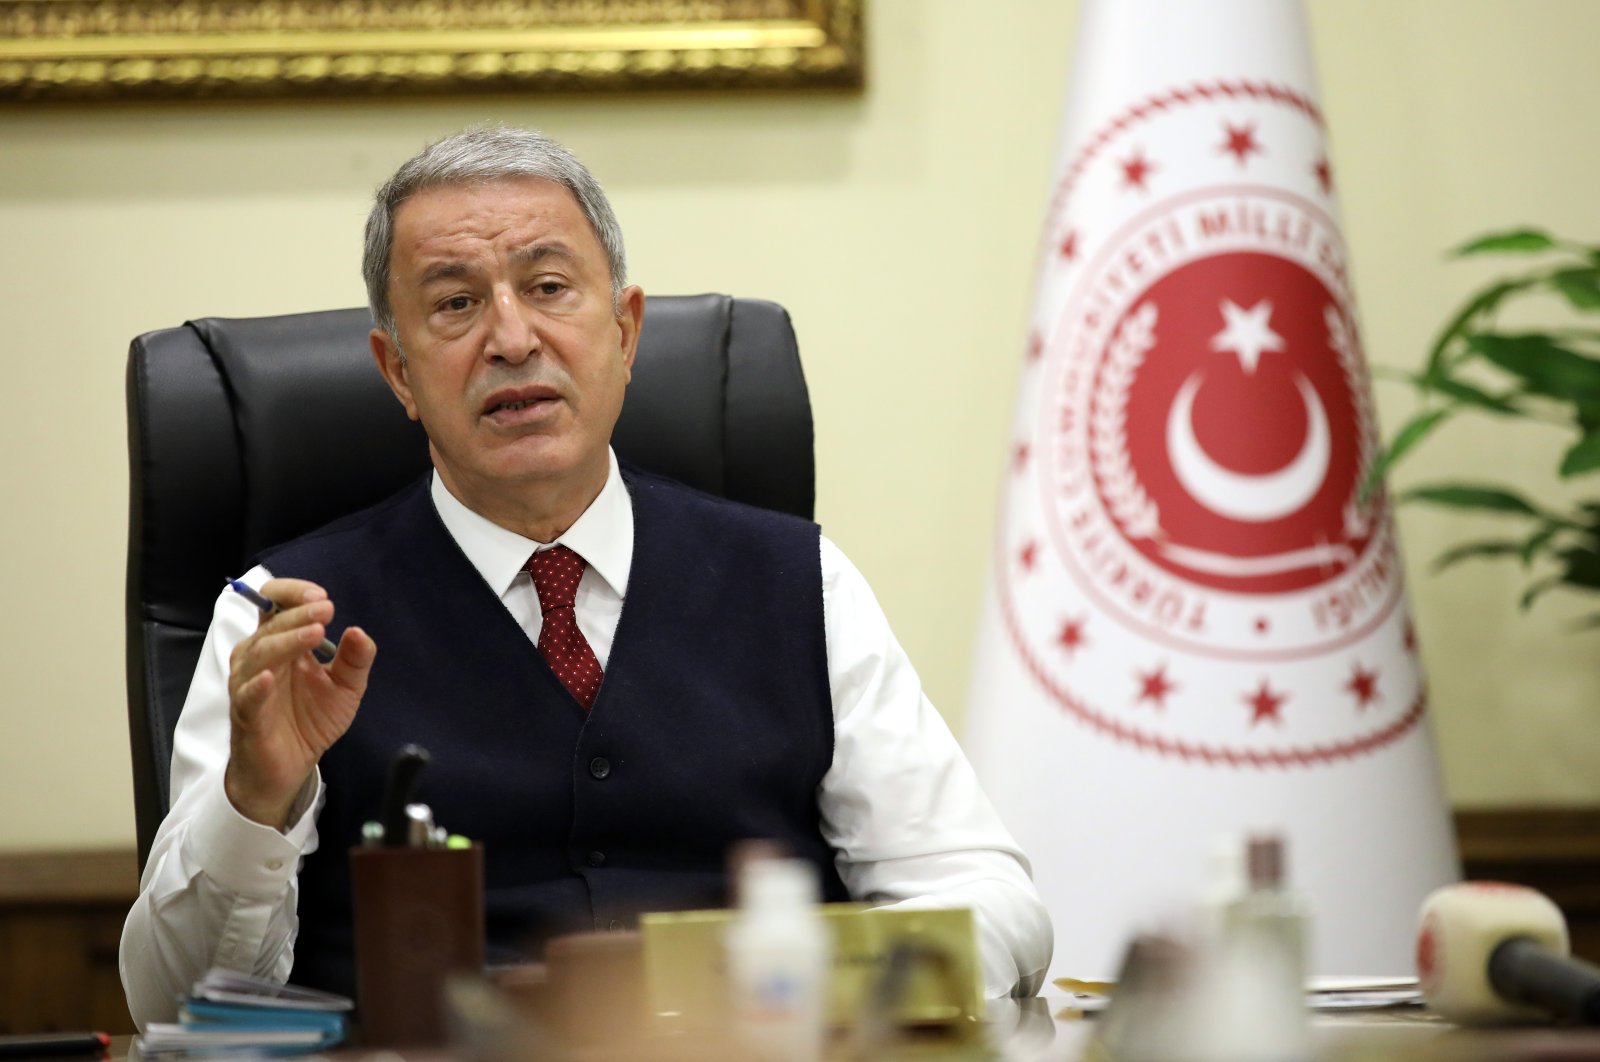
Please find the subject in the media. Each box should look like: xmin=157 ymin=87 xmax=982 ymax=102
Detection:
xmin=725 ymin=857 xmax=830 ymax=1061
xmin=1210 ymin=834 xmax=1313 ymax=1061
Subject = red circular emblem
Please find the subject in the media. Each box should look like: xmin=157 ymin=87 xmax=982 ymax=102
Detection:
xmin=1097 ymin=251 xmax=1371 ymax=595
xmin=995 ymin=80 xmax=1425 ymax=767
xmin=1038 ymin=184 xmax=1398 ymax=661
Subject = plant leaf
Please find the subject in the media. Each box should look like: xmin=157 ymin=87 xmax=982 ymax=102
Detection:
xmin=1398 ymin=483 xmax=1541 ymax=515
xmin=1424 ymin=280 xmax=1525 ymax=378
xmin=1453 ymin=229 xmax=1556 ymax=256
xmin=1431 ymin=540 xmax=1522 ymax=573
xmin=1361 ymin=408 xmax=1452 ymax=502
xmin=1407 ymin=372 xmax=1522 ymax=415
xmin=1559 ymin=547 xmax=1600 ymax=588
xmin=1468 ymin=333 xmax=1600 ymax=406
xmin=1520 ymin=523 xmax=1561 ymax=566
xmin=1546 ymin=327 xmax=1600 ymax=343
xmin=1553 ymin=268 xmax=1600 ymax=310
xmin=1559 ymin=430 xmax=1600 ymax=477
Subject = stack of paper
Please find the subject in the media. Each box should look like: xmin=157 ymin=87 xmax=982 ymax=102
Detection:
xmin=1305 ymin=976 xmax=1423 ymax=1011
xmin=1054 ymin=974 xmax=1423 ymax=1013
xmin=139 ymin=968 xmax=351 ymax=1056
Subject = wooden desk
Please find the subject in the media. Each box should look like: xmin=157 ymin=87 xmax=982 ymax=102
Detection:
xmin=991 ymin=992 xmax=1450 ymax=1061
xmin=108 ymin=997 xmax=1450 ymax=1062
xmin=104 ymin=998 xmax=1600 ymax=1061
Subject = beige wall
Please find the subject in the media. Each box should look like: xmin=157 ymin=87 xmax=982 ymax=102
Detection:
xmin=1 ymin=0 xmax=1597 ymax=852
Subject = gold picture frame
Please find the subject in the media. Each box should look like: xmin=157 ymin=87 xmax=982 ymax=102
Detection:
xmin=0 ymin=0 xmax=862 ymax=101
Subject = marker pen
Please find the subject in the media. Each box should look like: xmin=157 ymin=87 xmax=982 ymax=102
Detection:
xmin=227 ymin=578 xmax=339 ymax=660
xmin=0 ymin=1032 xmax=110 ymax=1058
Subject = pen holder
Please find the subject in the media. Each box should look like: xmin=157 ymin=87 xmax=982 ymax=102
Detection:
xmin=350 ymin=843 xmax=485 ymax=1047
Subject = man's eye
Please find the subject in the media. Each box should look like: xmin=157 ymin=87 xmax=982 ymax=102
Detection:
xmin=535 ymin=281 xmax=565 ymax=296
xmin=442 ymin=295 xmax=472 ymax=312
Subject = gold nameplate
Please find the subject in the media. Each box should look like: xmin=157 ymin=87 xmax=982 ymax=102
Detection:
xmin=640 ymin=904 xmax=983 ymax=1035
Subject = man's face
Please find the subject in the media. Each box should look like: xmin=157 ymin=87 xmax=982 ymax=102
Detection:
xmin=371 ymin=176 xmax=643 ymax=515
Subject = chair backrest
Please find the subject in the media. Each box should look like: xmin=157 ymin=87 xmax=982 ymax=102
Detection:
xmin=124 ymin=294 xmax=814 ymax=867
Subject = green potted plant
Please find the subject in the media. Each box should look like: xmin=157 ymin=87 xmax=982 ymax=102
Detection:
xmin=1368 ymin=229 xmax=1600 ymax=624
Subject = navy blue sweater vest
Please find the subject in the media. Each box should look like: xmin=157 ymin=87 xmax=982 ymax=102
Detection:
xmin=257 ymin=467 xmax=849 ymax=998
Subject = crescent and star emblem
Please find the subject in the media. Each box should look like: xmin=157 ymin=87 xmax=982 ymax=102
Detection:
xmin=1165 ymin=299 xmax=1331 ymax=523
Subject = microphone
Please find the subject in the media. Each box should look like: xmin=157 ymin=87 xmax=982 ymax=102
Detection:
xmin=1418 ymin=881 xmax=1600 ymax=1025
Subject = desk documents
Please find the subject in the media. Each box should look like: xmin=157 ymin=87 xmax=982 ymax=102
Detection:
xmin=136 ymin=968 xmax=349 ymax=1056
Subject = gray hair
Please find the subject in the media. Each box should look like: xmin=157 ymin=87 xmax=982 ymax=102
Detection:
xmin=362 ymin=125 xmax=627 ymax=339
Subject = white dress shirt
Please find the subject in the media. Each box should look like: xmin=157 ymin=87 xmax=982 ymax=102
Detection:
xmin=119 ymin=451 xmax=1052 ymax=1026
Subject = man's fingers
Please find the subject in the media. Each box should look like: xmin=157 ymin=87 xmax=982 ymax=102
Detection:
xmin=253 ymin=598 xmax=333 ymax=636
xmin=256 ymin=578 xmax=330 ymax=612
xmin=234 ymin=624 xmax=332 ymax=685
xmin=230 ymin=668 xmax=275 ymax=724
xmin=327 ymin=627 xmax=377 ymax=693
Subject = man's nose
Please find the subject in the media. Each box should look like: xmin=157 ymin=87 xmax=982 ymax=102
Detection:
xmin=483 ymin=287 xmax=540 ymax=363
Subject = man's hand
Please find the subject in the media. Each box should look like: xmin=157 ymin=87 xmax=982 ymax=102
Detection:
xmin=224 ymin=579 xmax=377 ymax=830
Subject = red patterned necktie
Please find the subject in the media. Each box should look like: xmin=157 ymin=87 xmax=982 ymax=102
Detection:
xmin=527 ymin=545 xmax=604 ymax=709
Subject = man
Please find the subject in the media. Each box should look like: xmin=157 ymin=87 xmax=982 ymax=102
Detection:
xmin=120 ymin=126 xmax=1051 ymax=1027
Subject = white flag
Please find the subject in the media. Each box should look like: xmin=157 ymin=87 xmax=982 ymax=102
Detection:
xmin=967 ymin=0 xmax=1458 ymax=976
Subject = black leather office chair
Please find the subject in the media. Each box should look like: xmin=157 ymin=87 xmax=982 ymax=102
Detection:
xmin=125 ymin=294 xmax=814 ymax=869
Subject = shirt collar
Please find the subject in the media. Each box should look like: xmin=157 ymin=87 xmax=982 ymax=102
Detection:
xmin=429 ymin=448 xmax=633 ymax=599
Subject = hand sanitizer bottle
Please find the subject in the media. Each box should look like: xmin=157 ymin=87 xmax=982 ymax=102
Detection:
xmin=726 ymin=857 xmax=830 ymax=1062
xmin=1207 ymin=834 xmax=1314 ymax=1061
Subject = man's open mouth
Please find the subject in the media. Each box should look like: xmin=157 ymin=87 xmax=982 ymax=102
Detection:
xmin=490 ymin=397 xmax=544 ymax=413
xmin=483 ymin=387 xmax=559 ymax=415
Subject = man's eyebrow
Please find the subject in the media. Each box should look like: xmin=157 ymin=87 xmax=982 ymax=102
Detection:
xmin=417 ymin=261 xmax=474 ymax=288
xmin=510 ymin=242 xmax=578 ymax=267
xmin=414 ymin=244 xmax=576 ymax=288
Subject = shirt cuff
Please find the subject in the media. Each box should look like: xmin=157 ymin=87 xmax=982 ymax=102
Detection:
xmin=182 ymin=772 xmax=321 ymax=900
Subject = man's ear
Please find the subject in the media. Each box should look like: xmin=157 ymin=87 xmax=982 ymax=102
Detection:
xmin=370 ymin=328 xmax=420 ymax=421
xmin=617 ymin=285 xmax=645 ymax=385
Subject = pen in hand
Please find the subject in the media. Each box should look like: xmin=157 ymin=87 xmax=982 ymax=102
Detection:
xmin=227 ymin=578 xmax=339 ymax=661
